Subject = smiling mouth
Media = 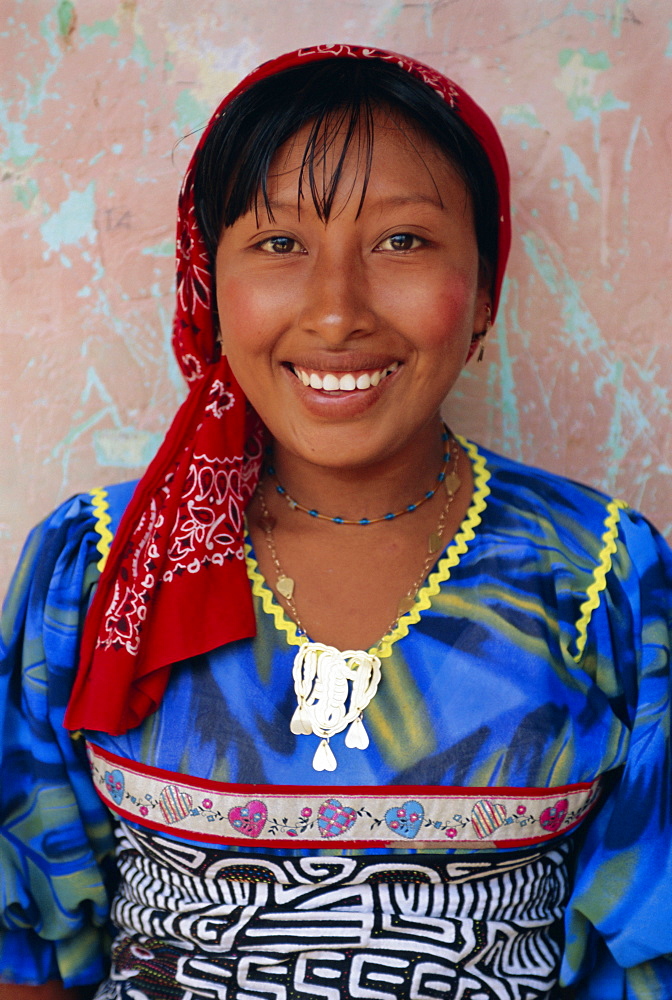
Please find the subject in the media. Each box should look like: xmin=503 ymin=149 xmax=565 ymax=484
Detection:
xmin=287 ymin=361 xmax=400 ymax=392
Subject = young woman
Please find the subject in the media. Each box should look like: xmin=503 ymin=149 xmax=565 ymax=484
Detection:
xmin=1 ymin=44 xmax=670 ymax=1000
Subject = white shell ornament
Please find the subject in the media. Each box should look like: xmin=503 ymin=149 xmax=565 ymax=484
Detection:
xmin=312 ymin=738 xmax=338 ymax=772
xmin=345 ymin=716 xmax=370 ymax=750
xmin=292 ymin=642 xmax=382 ymax=771
xmin=289 ymin=705 xmax=313 ymax=736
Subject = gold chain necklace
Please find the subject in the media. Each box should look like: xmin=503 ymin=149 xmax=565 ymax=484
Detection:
xmin=254 ymin=437 xmax=462 ymax=771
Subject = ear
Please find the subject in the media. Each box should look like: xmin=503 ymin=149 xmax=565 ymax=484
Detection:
xmin=211 ymin=284 xmax=225 ymax=358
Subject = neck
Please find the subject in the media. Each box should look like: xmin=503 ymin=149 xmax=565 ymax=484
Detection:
xmin=266 ymin=417 xmax=449 ymax=523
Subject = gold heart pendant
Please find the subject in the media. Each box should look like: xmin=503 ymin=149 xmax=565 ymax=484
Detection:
xmin=277 ymin=575 xmax=295 ymax=600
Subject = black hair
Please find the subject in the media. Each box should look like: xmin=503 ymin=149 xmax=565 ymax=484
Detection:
xmin=194 ymin=57 xmax=499 ymax=283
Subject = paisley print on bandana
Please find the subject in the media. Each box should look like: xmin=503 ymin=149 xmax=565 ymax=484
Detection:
xmin=295 ymin=43 xmax=460 ymax=103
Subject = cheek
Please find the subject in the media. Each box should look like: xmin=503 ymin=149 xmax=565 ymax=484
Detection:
xmin=216 ymin=275 xmax=280 ymax=360
xmin=396 ymin=276 xmax=475 ymax=350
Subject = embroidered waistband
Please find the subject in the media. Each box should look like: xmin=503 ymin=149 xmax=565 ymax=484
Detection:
xmin=87 ymin=742 xmax=602 ymax=849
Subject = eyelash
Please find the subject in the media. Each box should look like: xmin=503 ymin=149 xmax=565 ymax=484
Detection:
xmin=255 ymin=232 xmax=425 ymax=255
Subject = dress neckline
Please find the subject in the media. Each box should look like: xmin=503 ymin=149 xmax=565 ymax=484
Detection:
xmin=244 ymin=438 xmax=491 ymax=659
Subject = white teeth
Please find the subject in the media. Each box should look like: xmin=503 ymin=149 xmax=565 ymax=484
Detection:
xmin=292 ymin=362 xmax=398 ymax=392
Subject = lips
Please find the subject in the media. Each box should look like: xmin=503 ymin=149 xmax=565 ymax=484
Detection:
xmin=288 ymin=361 xmax=399 ymax=392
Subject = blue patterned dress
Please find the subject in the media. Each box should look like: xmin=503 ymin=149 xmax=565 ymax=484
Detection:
xmin=1 ymin=441 xmax=671 ymax=998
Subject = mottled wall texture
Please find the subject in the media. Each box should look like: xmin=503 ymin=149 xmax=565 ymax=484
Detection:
xmin=1 ymin=1 xmax=671 ymax=595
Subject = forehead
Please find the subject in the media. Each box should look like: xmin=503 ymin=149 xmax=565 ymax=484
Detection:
xmin=260 ymin=107 xmax=470 ymax=217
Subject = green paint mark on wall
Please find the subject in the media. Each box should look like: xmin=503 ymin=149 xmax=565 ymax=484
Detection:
xmin=501 ymin=105 xmax=542 ymax=129
xmin=558 ymin=48 xmax=610 ymax=71
xmin=40 ymin=182 xmax=97 ymax=254
xmin=173 ymin=90 xmax=210 ymax=135
xmin=79 ymin=19 xmax=119 ymax=44
xmin=494 ymin=278 xmax=522 ymax=461
xmin=555 ymin=49 xmax=628 ymax=148
xmin=56 ymin=0 xmax=76 ymax=39
xmin=602 ymin=360 xmax=625 ymax=488
xmin=623 ymin=116 xmax=641 ymax=173
xmin=560 ymin=146 xmax=600 ymax=201
xmin=375 ymin=2 xmax=403 ymax=36
xmin=522 ymin=232 xmax=602 ymax=354
xmin=93 ymin=428 xmax=162 ymax=468
xmin=609 ymin=0 xmax=626 ymax=38
xmin=142 ymin=239 xmax=174 ymax=257
xmin=131 ymin=35 xmax=153 ymax=69
xmin=0 ymin=103 xmax=39 ymax=167
xmin=13 ymin=177 xmax=39 ymax=208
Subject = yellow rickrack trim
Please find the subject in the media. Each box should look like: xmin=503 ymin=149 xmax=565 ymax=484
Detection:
xmin=89 ymin=486 xmax=113 ymax=572
xmin=573 ymin=497 xmax=629 ymax=662
xmin=245 ymin=437 xmax=491 ymax=658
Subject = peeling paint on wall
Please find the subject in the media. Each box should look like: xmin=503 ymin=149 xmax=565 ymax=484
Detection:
xmin=2 ymin=0 xmax=671 ymax=596
xmin=40 ymin=181 xmax=97 ymax=255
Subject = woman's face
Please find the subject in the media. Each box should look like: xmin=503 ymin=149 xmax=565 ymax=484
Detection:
xmin=215 ymin=111 xmax=490 ymax=473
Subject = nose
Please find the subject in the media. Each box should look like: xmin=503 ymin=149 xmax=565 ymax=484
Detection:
xmin=297 ymin=249 xmax=377 ymax=345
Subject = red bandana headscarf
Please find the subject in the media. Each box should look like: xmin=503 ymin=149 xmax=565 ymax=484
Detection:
xmin=65 ymin=44 xmax=511 ymax=735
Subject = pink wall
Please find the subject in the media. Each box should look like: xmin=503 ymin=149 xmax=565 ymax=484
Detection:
xmin=2 ymin=1 xmax=671 ymax=596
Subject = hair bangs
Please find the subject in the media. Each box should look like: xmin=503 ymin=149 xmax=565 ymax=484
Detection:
xmin=194 ymin=58 xmax=499 ymax=287
xmin=217 ymin=84 xmax=377 ymax=239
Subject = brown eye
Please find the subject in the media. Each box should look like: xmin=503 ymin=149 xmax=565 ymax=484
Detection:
xmin=259 ymin=236 xmax=302 ymax=254
xmin=377 ymin=233 xmax=423 ymax=251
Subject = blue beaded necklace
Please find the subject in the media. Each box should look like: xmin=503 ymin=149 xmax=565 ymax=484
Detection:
xmin=266 ymin=425 xmax=456 ymax=526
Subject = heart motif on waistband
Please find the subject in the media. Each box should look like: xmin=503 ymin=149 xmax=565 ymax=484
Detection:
xmin=318 ymin=798 xmax=357 ymax=838
xmin=539 ymin=798 xmax=568 ymax=833
xmin=385 ymin=800 xmax=424 ymax=839
xmin=228 ymin=799 xmax=267 ymax=838
xmin=104 ymin=769 xmax=125 ymax=806
xmin=159 ymin=785 xmax=194 ymax=824
xmin=471 ymin=799 xmax=507 ymax=839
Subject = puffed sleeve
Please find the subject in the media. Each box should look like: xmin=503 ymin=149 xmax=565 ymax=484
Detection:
xmin=562 ymin=508 xmax=672 ymax=999
xmin=0 ymin=494 xmax=117 ymax=987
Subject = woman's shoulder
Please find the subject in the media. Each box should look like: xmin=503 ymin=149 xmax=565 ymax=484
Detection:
xmin=470 ymin=439 xmax=628 ymax=526
xmin=467 ymin=439 xmax=669 ymax=569
xmin=36 ymin=478 xmax=137 ymax=566
xmin=2 ymin=480 xmax=139 ymax=630
xmin=472 ymin=439 xmax=615 ymax=509
xmin=31 ymin=478 xmax=138 ymax=549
